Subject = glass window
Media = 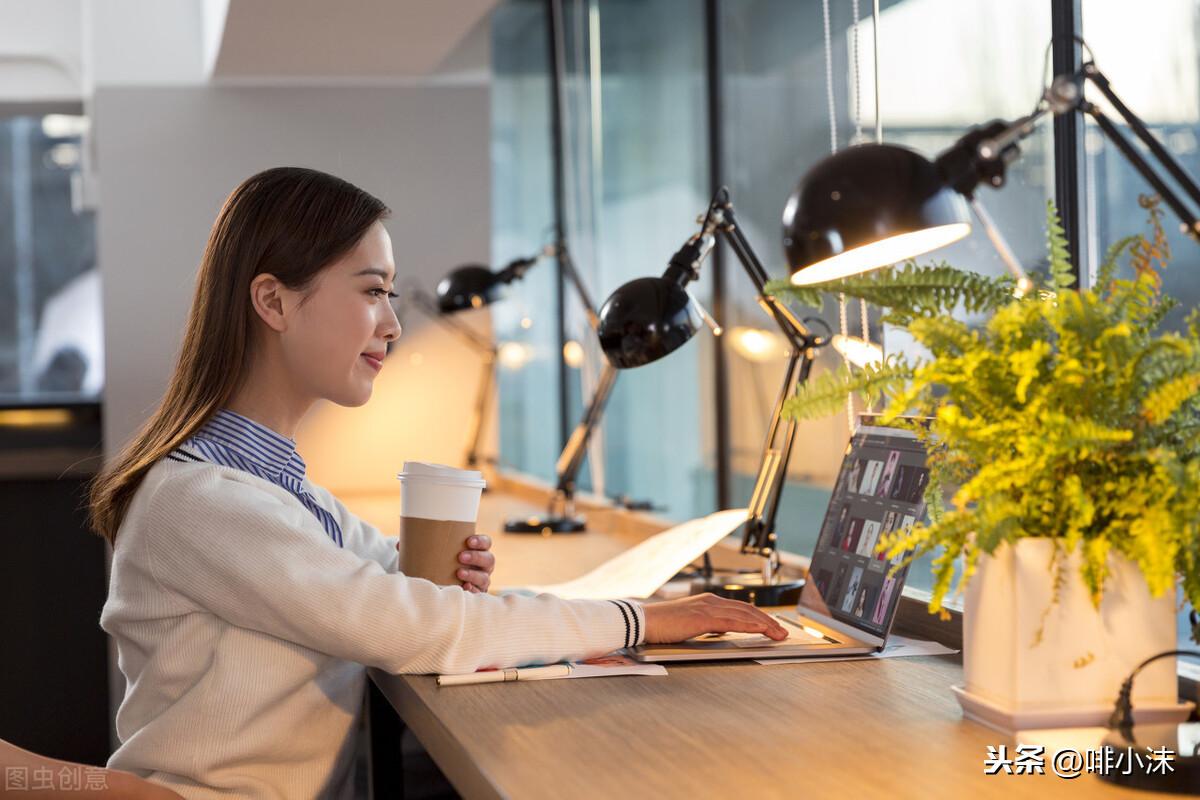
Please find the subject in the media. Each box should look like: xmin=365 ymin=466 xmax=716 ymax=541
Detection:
xmin=719 ymin=0 xmax=1053 ymax=596
xmin=560 ymin=0 xmax=710 ymax=521
xmin=1079 ymin=0 xmax=1200 ymax=652
xmin=491 ymin=2 xmax=560 ymax=481
xmin=0 ymin=113 xmax=100 ymax=405
xmin=491 ymin=0 xmax=713 ymax=521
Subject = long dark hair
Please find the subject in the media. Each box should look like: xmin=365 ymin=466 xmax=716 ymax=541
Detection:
xmin=88 ymin=167 xmax=390 ymax=544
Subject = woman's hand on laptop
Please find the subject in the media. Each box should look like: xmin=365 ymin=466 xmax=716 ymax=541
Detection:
xmin=641 ymin=593 xmax=788 ymax=643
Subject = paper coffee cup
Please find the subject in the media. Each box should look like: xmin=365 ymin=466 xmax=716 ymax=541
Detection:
xmin=396 ymin=462 xmax=486 ymax=586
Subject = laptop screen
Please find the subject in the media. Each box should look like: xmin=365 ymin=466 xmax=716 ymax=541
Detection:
xmin=798 ymin=424 xmax=929 ymax=638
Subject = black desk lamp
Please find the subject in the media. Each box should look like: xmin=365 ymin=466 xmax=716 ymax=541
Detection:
xmin=436 ymin=250 xmax=547 ymax=314
xmin=434 ymin=241 xmax=652 ymax=534
xmin=399 ymin=287 xmax=499 ymax=472
xmin=398 ymin=249 xmax=553 ymax=470
xmin=596 ymin=188 xmax=829 ymax=606
xmin=782 ymin=41 xmax=1200 ymax=285
xmin=502 ymin=243 xmax=632 ymax=534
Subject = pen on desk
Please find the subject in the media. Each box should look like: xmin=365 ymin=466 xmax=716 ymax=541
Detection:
xmin=437 ymin=663 xmax=574 ymax=687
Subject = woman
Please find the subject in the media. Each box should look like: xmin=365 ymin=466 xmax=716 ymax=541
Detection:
xmin=89 ymin=167 xmax=786 ymax=798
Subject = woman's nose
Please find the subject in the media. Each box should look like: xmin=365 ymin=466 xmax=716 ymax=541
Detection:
xmin=382 ymin=304 xmax=403 ymax=342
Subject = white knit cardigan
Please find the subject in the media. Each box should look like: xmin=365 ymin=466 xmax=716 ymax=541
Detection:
xmin=101 ymin=458 xmax=644 ymax=798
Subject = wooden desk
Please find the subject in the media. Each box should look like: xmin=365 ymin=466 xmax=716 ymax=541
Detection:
xmin=351 ymin=490 xmax=1136 ymax=798
xmin=372 ymin=654 xmax=1138 ymax=799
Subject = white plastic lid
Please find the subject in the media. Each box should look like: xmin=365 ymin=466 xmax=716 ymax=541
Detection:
xmin=396 ymin=461 xmax=485 ymax=488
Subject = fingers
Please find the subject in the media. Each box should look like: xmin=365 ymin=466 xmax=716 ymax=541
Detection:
xmin=695 ymin=594 xmax=787 ymax=639
xmin=458 ymin=548 xmax=495 ymax=575
xmin=457 ymin=567 xmax=491 ymax=593
xmin=464 ymin=534 xmax=492 ymax=551
xmin=641 ymin=593 xmax=789 ymax=645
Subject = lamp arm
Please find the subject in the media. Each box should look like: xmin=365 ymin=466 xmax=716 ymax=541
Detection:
xmin=555 ymin=242 xmax=602 ymax=332
xmin=699 ymin=195 xmax=825 ymax=562
xmin=1082 ymin=63 xmax=1200 ymax=214
xmin=970 ymin=63 xmax=1200 ymax=241
xmin=552 ymin=362 xmax=619 ymax=499
xmin=464 ymin=353 xmax=496 ymax=469
xmin=712 ymin=203 xmax=819 ymax=352
xmin=495 ymin=248 xmax=552 ymax=285
xmin=967 ymin=197 xmax=1034 ymax=294
xmin=737 ymin=348 xmax=816 ymax=560
xmin=1085 ymin=104 xmax=1200 ymax=239
xmin=406 ymin=288 xmax=497 ymax=355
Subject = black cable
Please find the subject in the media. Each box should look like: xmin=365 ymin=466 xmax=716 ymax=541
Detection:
xmin=1108 ymin=649 xmax=1200 ymax=735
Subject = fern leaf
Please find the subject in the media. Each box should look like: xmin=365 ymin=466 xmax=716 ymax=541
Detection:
xmin=765 ymin=262 xmax=1014 ymax=320
xmin=782 ymin=360 xmax=913 ymax=420
xmin=1046 ymin=199 xmax=1076 ymax=290
xmin=1096 ymin=234 xmax=1139 ymax=292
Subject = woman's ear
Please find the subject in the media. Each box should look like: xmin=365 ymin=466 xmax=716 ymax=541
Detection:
xmin=248 ymin=273 xmax=290 ymax=333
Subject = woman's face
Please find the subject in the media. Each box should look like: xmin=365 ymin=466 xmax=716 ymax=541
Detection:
xmin=279 ymin=220 xmax=402 ymax=407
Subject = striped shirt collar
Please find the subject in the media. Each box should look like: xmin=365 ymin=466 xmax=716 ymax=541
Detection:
xmin=193 ymin=408 xmax=306 ymax=483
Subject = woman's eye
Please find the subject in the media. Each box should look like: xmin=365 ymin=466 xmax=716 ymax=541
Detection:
xmin=368 ymin=288 xmax=396 ymax=299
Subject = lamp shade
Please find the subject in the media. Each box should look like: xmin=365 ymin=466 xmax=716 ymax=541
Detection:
xmin=782 ymin=143 xmax=972 ymax=286
xmin=597 ymin=277 xmax=703 ymax=368
xmin=435 ymin=265 xmax=503 ymax=313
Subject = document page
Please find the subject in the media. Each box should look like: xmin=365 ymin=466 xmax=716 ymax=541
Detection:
xmin=516 ymin=508 xmax=749 ymax=600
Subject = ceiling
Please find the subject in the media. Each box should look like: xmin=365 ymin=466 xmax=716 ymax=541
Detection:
xmin=211 ymin=0 xmax=498 ymax=78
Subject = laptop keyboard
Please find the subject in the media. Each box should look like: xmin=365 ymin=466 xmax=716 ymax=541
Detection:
xmin=694 ymin=614 xmax=831 ymax=647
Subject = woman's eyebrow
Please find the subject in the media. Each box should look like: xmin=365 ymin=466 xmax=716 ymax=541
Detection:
xmin=353 ymin=267 xmax=394 ymax=283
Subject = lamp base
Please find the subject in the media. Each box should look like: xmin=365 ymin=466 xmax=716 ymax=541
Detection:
xmin=504 ymin=515 xmax=587 ymax=535
xmin=690 ymin=572 xmax=804 ymax=607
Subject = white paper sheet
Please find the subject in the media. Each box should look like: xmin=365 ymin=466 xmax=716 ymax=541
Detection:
xmin=568 ymin=654 xmax=668 ymax=679
xmin=754 ymin=632 xmax=959 ymax=665
xmin=513 ymin=508 xmax=749 ymax=600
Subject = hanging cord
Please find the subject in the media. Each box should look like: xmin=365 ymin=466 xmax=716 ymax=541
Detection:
xmin=863 ymin=0 xmax=884 ymax=361
xmin=850 ymin=0 xmax=863 ymax=145
xmin=577 ymin=0 xmax=607 ymax=497
xmin=873 ymin=0 xmax=882 ymax=145
xmin=822 ymin=0 xmax=855 ymax=434
xmin=821 ymin=0 xmax=839 ymax=153
xmin=852 ymin=0 xmax=872 ymax=353
xmin=865 ymin=0 xmax=883 ymax=357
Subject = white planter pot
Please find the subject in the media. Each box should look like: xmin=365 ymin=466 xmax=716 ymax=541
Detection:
xmin=955 ymin=537 xmax=1190 ymax=732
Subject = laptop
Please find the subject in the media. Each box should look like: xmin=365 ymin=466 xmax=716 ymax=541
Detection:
xmin=629 ymin=422 xmax=929 ymax=662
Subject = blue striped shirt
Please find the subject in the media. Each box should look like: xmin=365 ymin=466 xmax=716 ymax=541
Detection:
xmin=167 ymin=408 xmax=344 ymax=547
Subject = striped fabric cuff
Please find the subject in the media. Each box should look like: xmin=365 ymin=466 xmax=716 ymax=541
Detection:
xmin=607 ymin=599 xmax=644 ymax=648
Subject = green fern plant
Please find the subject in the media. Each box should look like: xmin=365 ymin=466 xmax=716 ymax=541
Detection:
xmin=767 ymin=196 xmax=1200 ymax=639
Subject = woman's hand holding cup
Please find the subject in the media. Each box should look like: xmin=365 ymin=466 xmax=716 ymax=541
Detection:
xmin=393 ymin=532 xmax=494 ymax=592
xmin=456 ymin=534 xmax=494 ymax=593
xmin=396 ymin=462 xmax=489 ymax=590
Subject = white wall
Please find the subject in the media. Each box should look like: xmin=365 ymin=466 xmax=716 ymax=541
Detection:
xmin=0 ymin=0 xmax=83 ymax=102
xmin=89 ymin=0 xmax=206 ymax=86
xmin=95 ymin=85 xmax=494 ymax=496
